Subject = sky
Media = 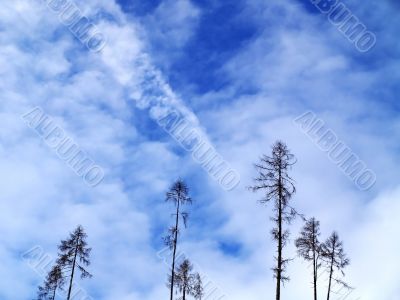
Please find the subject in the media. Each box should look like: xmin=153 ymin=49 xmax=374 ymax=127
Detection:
xmin=0 ymin=0 xmax=399 ymax=299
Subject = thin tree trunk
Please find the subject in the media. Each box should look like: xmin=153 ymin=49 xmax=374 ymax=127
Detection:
xmin=326 ymin=244 xmax=335 ymax=300
xmin=276 ymin=168 xmax=283 ymax=300
xmin=183 ymin=286 xmax=186 ymax=300
xmin=170 ymin=200 xmax=180 ymax=300
xmin=52 ymin=283 xmax=57 ymax=300
xmin=314 ymin=260 xmax=318 ymax=300
xmin=67 ymin=242 xmax=79 ymax=300
xmin=313 ymin=223 xmax=317 ymax=300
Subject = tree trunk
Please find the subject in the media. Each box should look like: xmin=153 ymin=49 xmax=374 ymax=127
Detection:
xmin=67 ymin=241 xmax=79 ymax=300
xmin=313 ymin=223 xmax=317 ymax=300
xmin=314 ymin=261 xmax=318 ymax=300
xmin=326 ymin=244 xmax=335 ymax=300
xmin=170 ymin=200 xmax=180 ymax=300
xmin=276 ymin=168 xmax=283 ymax=300
xmin=183 ymin=286 xmax=186 ymax=300
xmin=52 ymin=283 xmax=57 ymax=300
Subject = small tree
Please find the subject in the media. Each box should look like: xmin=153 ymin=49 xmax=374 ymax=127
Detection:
xmin=164 ymin=180 xmax=192 ymax=300
xmin=193 ymin=273 xmax=204 ymax=300
xmin=295 ymin=217 xmax=322 ymax=300
xmin=170 ymin=259 xmax=203 ymax=300
xmin=322 ymin=232 xmax=350 ymax=300
xmin=37 ymin=265 xmax=65 ymax=300
xmin=57 ymin=225 xmax=92 ymax=300
xmin=249 ymin=141 xmax=297 ymax=300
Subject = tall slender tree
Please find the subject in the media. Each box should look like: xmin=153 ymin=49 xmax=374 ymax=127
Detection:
xmin=37 ymin=265 xmax=65 ymax=300
xmin=250 ymin=141 xmax=296 ymax=300
xmin=169 ymin=259 xmax=203 ymax=300
xmin=322 ymin=232 xmax=350 ymax=300
xmin=164 ymin=180 xmax=192 ymax=300
xmin=57 ymin=225 xmax=92 ymax=300
xmin=295 ymin=217 xmax=322 ymax=300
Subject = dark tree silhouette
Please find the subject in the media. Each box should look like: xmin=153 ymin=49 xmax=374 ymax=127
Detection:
xmin=56 ymin=225 xmax=92 ymax=300
xmin=37 ymin=265 xmax=65 ymax=300
xmin=193 ymin=273 xmax=204 ymax=300
xmin=164 ymin=180 xmax=192 ymax=300
xmin=169 ymin=259 xmax=203 ymax=300
xmin=295 ymin=217 xmax=322 ymax=300
xmin=250 ymin=141 xmax=296 ymax=300
xmin=322 ymin=232 xmax=350 ymax=300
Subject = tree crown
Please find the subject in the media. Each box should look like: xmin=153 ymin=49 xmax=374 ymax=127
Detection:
xmin=166 ymin=179 xmax=192 ymax=206
xmin=250 ymin=141 xmax=296 ymax=207
xmin=57 ymin=225 xmax=92 ymax=279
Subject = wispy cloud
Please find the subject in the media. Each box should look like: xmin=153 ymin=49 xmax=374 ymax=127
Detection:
xmin=0 ymin=0 xmax=399 ymax=299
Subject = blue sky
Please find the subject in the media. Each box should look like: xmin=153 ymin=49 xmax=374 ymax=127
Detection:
xmin=0 ymin=0 xmax=399 ymax=299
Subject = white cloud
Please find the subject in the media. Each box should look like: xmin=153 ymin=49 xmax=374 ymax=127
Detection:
xmin=0 ymin=0 xmax=398 ymax=299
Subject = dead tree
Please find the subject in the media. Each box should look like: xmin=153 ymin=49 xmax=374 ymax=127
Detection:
xmin=295 ymin=217 xmax=322 ymax=300
xmin=250 ymin=141 xmax=297 ymax=300
xmin=37 ymin=265 xmax=65 ymax=300
xmin=57 ymin=225 xmax=92 ymax=300
xmin=322 ymin=232 xmax=350 ymax=300
xmin=164 ymin=180 xmax=192 ymax=300
xmin=169 ymin=259 xmax=203 ymax=300
xmin=193 ymin=273 xmax=204 ymax=300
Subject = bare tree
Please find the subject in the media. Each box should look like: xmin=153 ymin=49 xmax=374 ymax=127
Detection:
xmin=295 ymin=217 xmax=322 ymax=300
xmin=37 ymin=265 xmax=65 ymax=300
xmin=164 ymin=180 xmax=192 ymax=300
xmin=322 ymin=232 xmax=350 ymax=300
xmin=57 ymin=225 xmax=92 ymax=300
xmin=249 ymin=141 xmax=297 ymax=300
xmin=193 ymin=273 xmax=204 ymax=300
xmin=170 ymin=259 xmax=203 ymax=300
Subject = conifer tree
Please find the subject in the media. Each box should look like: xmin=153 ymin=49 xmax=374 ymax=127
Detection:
xmin=250 ymin=141 xmax=297 ymax=300
xmin=295 ymin=217 xmax=322 ymax=300
xmin=193 ymin=273 xmax=204 ymax=300
xmin=37 ymin=265 xmax=65 ymax=300
xmin=169 ymin=259 xmax=203 ymax=300
xmin=56 ymin=225 xmax=92 ymax=300
xmin=164 ymin=180 xmax=192 ymax=300
xmin=322 ymin=232 xmax=350 ymax=300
